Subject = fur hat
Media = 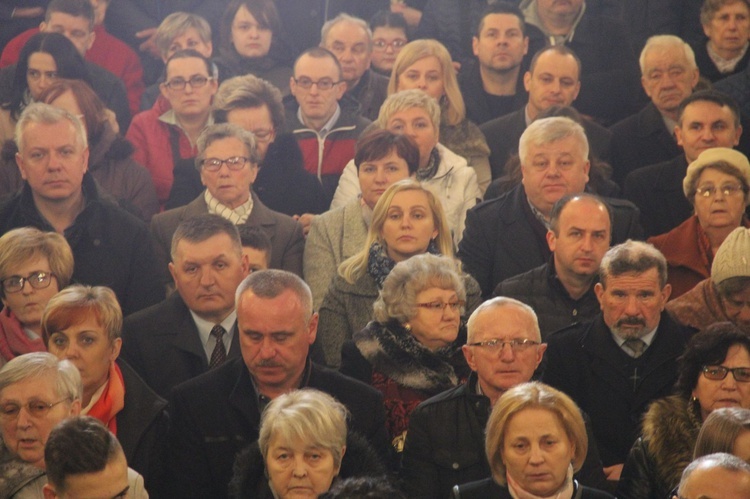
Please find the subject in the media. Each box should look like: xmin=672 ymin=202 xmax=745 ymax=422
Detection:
xmin=683 ymin=148 xmax=750 ymax=203
xmin=712 ymin=227 xmax=750 ymax=284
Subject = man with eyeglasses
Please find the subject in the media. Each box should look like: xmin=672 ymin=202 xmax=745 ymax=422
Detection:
xmin=673 ymin=453 xmax=750 ymax=499
xmin=149 ymin=123 xmax=304 ymax=278
xmin=625 ymin=89 xmax=746 ymax=238
xmin=401 ymin=296 xmax=607 ymax=499
xmin=285 ymin=46 xmax=371 ymax=207
xmin=127 ymin=49 xmax=218 ymax=210
xmin=542 ymin=240 xmax=695 ymax=482
xmin=321 ymin=13 xmax=388 ymax=121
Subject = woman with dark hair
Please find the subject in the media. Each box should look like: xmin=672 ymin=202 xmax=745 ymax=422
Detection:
xmin=0 ymin=32 xmax=90 ymax=142
xmin=369 ymin=11 xmax=409 ymax=76
xmin=617 ymin=322 xmax=750 ymax=498
xmin=214 ymin=0 xmax=293 ymax=94
xmin=0 ymin=79 xmax=159 ymax=221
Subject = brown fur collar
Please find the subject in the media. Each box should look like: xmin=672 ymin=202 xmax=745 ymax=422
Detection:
xmin=641 ymin=395 xmax=702 ymax=490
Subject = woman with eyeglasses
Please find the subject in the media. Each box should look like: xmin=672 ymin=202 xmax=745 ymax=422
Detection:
xmin=339 ymin=253 xmax=470 ymax=454
xmin=617 ymin=322 xmax=750 ymax=499
xmin=648 ymin=148 xmax=750 ymax=300
xmin=214 ymin=0 xmax=293 ymax=95
xmin=369 ymin=11 xmax=409 ymax=76
xmin=0 ymin=228 xmax=73 ymax=369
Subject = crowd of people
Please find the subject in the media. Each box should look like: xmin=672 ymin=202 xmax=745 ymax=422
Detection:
xmin=1 ymin=0 xmax=750 ymax=498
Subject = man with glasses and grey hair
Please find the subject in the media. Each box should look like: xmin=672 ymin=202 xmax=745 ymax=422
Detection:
xmin=542 ymin=240 xmax=695 ymax=481
xmin=401 ymin=296 xmax=607 ymax=499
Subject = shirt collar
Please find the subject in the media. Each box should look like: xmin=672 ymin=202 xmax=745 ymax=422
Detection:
xmin=190 ymin=310 xmax=237 ymax=359
xmin=158 ymin=109 xmax=213 ymax=148
xmin=611 ymin=324 xmax=659 ymax=353
xmin=297 ymin=103 xmax=341 ymax=135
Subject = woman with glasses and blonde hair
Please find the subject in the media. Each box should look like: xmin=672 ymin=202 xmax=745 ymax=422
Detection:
xmin=0 ymin=228 xmax=73 ymax=369
xmin=340 ymin=253 xmax=470 ymax=454
xmin=317 ymin=179 xmax=481 ymax=369
xmin=618 ymin=322 xmax=750 ymax=499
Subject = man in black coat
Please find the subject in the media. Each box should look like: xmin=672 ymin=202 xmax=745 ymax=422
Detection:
xmin=0 ymin=102 xmax=162 ymax=316
xmin=542 ymin=240 xmax=695 ymax=480
xmin=167 ymin=269 xmax=390 ymax=499
xmin=121 ymin=214 xmax=249 ymax=399
xmin=624 ymin=90 xmax=744 ymax=238
xmin=401 ymin=296 xmax=607 ymax=499
xmin=480 ymin=45 xmax=611 ymax=178
xmin=459 ymin=116 xmax=641 ymax=298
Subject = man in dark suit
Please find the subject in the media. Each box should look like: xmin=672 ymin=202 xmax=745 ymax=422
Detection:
xmin=480 ymin=45 xmax=611 ymax=178
xmin=167 ymin=269 xmax=390 ymax=499
xmin=149 ymin=123 xmax=304 ymax=277
xmin=542 ymin=240 xmax=695 ymax=481
xmin=624 ymin=90 xmax=744 ymax=237
xmin=459 ymin=116 xmax=641 ymax=298
xmin=121 ymin=214 xmax=249 ymax=399
xmin=609 ymin=35 xmax=699 ymax=185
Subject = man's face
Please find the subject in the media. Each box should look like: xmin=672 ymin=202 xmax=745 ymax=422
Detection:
xmin=169 ymin=233 xmax=249 ymax=324
xmin=238 ymin=289 xmax=317 ymax=396
xmin=595 ymin=268 xmax=671 ymax=340
xmin=160 ymin=57 xmax=217 ymax=118
xmin=521 ymin=135 xmax=590 ymax=217
xmin=323 ymin=21 xmax=372 ymax=89
xmin=703 ymin=1 xmax=750 ymax=57
xmin=523 ymin=51 xmax=581 ymax=118
xmin=675 ymin=101 xmax=742 ymax=162
xmin=678 ymin=466 xmax=750 ymax=499
xmin=473 ymin=13 xmax=529 ymax=74
xmin=164 ymin=27 xmax=213 ymax=61
xmin=641 ymin=45 xmax=699 ymax=116
xmin=44 ymin=451 xmax=130 ymax=499
xmin=16 ymin=120 xmax=89 ymax=205
xmin=547 ymin=198 xmax=611 ymax=279
xmin=40 ymin=12 xmax=94 ymax=57
xmin=199 ymin=136 xmax=257 ymax=209
xmin=290 ymin=54 xmax=346 ymax=126
xmin=462 ymin=306 xmax=546 ymax=401
xmin=536 ymin=0 xmax=584 ymax=18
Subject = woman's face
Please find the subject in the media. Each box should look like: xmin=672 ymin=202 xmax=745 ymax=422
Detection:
xmin=48 ymin=90 xmax=88 ymax=135
xmin=0 ymin=254 xmax=59 ymax=332
xmin=371 ymin=27 xmax=407 ymax=74
xmin=231 ymin=5 xmax=272 ymax=59
xmin=0 ymin=373 xmax=79 ymax=467
xmin=396 ymin=55 xmax=445 ymax=100
xmin=381 ymin=189 xmax=438 ymax=263
xmin=47 ymin=316 xmax=121 ymax=401
xmin=226 ymin=105 xmax=276 ymax=161
xmin=502 ymin=408 xmax=576 ymax=497
xmin=407 ymin=287 xmax=461 ymax=350
xmin=386 ymin=107 xmax=439 ymax=169
xmin=358 ymin=149 xmax=413 ymax=210
xmin=692 ymin=344 xmax=750 ymax=420
xmin=26 ymin=52 xmax=58 ymax=100
xmin=266 ymin=434 xmax=340 ymax=498
xmin=693 ymin=167 xmax=747 ymax=231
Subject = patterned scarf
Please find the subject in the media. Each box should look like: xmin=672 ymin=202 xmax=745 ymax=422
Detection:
xmin=366 ymin=240 xmax=441 ymax=287
xmin=416 ymin=148 xmax=441 ymax=182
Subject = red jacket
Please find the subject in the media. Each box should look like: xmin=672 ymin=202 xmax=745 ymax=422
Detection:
xmin=0 ymin=25 xmax=144 ymax=116
xmin=126 ymin=98 xmax=197 ymax=210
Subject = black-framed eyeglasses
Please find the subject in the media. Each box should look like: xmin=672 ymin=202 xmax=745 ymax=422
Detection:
xmin=695 ymin=183 xmax=745 ymax=198
xmin=415 ymin=300 xmax=465 ymax=312
xmin=0 ymin=398 xmax=71 ymax=420
xmin=701 ymin=365 xmax=750 ymax=382
xmin=201 ymin=156 xmax=251 ymax=172
xmin=1 ymin=271 xmax=56 ymax=294
xmin=164 ymin=74 xmax=212 ymax=91
xmin=373 ymin=39 xmax=407 ymax=50
xmin=293 ymin=77 xmax=341 ymax=90
xmin=467 ymin=338 xmax=540 ymax=352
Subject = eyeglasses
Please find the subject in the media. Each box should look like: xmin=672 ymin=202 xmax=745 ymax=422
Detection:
xmin=27 ymin=68 xmax=57 ymax=81
xmin=416 ymin=300 xmax=465 ymax=312
xmin=201 ymin=156 xmax=251 ymax=172
xmin=467 ymin=338 xmax=540 ymax=352
xmin=701 ymin=365 xmax=750 ymax=382
xmin=373 ymin=39 xmax=407 ymax=51
xmin=164 ymin=75 xmax=212 ymax=91
xmin=293 ymin=77 xmax=341 ymax=91
xmin=0 ymin=398 xmax=71 ymax=420
xmin=695 ymin=183 xmax=745 ymax=198
xmin=1 ymin=271 xmax=56 ymax=294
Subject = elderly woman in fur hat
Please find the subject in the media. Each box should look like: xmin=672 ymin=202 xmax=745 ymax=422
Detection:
xmin=340 ymin=253 xmax=470 ymax=454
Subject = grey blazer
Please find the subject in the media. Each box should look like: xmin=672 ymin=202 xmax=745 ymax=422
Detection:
xmin=150 ymin=191 xmax=304 ymax=276
xmin=304 ymin=199 xmax=368 ymax=310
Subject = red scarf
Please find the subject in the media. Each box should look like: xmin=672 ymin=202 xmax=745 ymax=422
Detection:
xmin=87 ymin=362 xmax=125 ymax=435
xmin=0 ymin=307 xmax=45 ymax=363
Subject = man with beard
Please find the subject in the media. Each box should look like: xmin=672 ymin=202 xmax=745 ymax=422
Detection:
xmin=542 ymin=240 xmax=695 ymax=482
